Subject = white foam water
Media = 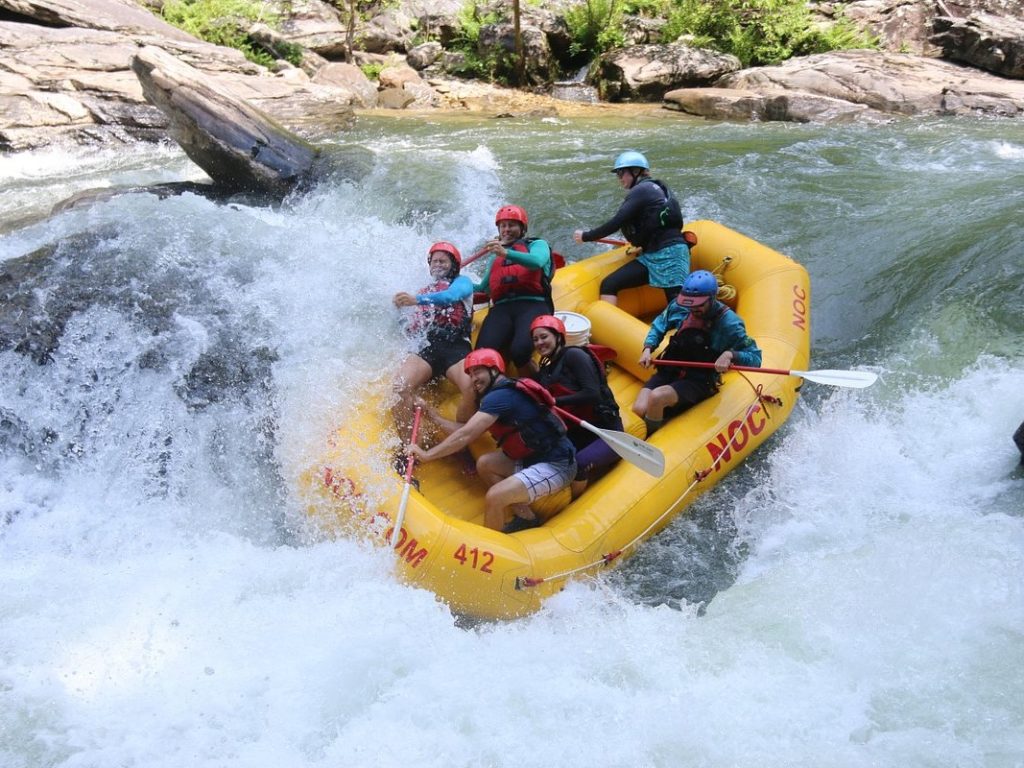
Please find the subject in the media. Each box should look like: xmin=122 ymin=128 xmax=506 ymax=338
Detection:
xmin=1 ymin=122 xmax=1022 ymax=768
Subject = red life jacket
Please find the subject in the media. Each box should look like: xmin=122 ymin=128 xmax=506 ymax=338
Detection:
xmin=407 ymin=278 xmax=473 ymax=342
xmin=487 ymin=239 xmax=553 ymax=305
xmin=486 ymin=378 xmax=566 ymax=460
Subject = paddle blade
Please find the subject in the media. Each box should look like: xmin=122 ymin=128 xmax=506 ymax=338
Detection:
xmin=580 ymin=420 xmax=665 ymax=477
xmin=793 ymin=369 xmax=878 ymax=388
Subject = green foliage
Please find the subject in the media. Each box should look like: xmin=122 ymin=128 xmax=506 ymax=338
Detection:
xmin=446 ymin=2 xmax=504 ymax=81
xmin=360 ymin=62 xmax=383 ymax=80
xmin=161 ymin=0 xmax=281 ymax=65
xmin=564 ymin=0 xmax=625 ymax=59
xmin=159 ymin=0 xmax=320 ymax=69
xmin=663 ymin=0 xmax=876 ymax=67
xmin=272 ymin=40 xmax=304 ymax=67
xmin=623 ymin=0 xmax=669 ymax=15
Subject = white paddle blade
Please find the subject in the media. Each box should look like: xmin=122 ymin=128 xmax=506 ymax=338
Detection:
xmin=391 ymin=483 xmax=414 ymax=547
xmin=580 ymin=421 xmax=665 ymax=477
xmin=793 ymin=369 xmax=878 ymax=388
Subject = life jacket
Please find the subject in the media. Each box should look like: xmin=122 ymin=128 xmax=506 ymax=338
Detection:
xmin=487 ymin=239 xmax=554 ymax=306
xmin=662 ymin=302 xmax=726 ymax=383
xmin=486 ymin=377 xmax=567 ymax=461
xmin=621 ymin=178 xmax=684 ymax=251
xmin=407 ymin=278 xmax=473 ymax=343
xmin=539 ymin=345 xmax=620 ymax=427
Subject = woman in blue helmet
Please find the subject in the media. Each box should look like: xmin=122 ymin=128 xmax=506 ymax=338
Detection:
xmin=573 ymin=150 xmax=689 ymax=305
xmin=632 ymin=270 xmax=762 ymax=435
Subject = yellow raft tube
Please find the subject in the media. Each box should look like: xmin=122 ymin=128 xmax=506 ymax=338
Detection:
xmin=302 ymin=220 xmax=811 ymax=620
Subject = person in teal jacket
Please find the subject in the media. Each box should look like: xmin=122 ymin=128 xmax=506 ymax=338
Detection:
xmin=473 ymin=204 xmax=555 ymax=375
xmin=632 ymin=270 xmax=762 ymax=435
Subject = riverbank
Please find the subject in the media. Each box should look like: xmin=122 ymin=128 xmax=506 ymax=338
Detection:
xmin=3 ymin=0 xmax=1024 ymax=154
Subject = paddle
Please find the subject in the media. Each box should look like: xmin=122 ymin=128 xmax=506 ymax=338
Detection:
xmin=459 ymin=246 xmax=491 ymax=268
xmin=463 ymin=245 xmax=566 ymax=269
xmin=553 ymin=406 xmax=665 ymax=477
xmin=653 ymin=360 xmax=878 ymax=388
xmin=595 ymin=237 xmax=627 ymax=246
xmin=390 ymin=405 xmax=423 ymax=547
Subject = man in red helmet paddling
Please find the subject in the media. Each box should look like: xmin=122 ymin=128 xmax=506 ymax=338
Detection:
xmin=410 ymin=348 xmax=576 ymax=532
xmin=471 ymin=205 xmax=555 ymax=375
xmin=392 ymin=241 xmax=476 ymax=440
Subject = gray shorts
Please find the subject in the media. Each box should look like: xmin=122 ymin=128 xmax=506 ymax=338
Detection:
xmin=514 ymin=459 xmax=577 ymax=501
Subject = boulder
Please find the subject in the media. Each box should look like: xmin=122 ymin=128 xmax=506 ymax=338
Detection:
xmin=0 ymin=0 xmax=195 ymax=39
xmin=377 ymin=87 xmax=416 ymax=109
xmin=716 ymin=49 xmax=1024 ymax=116
xmin=816 ymin=0 xmax=941 ymax=55
xmin=407 ymin=41 xmax=443 ymax=70
xmin=248 ymin=22 xmax=329 ymax=77
xmin=932 ymin=12 xmax=1024 ymax=78
xmin=478 ymin=22 xmax=558 ymax=86
xmin=312 ymin=62 xmax=378 ymax=107
xmin=378 ymin=62 xmax=423 ymax=89
xmin=0 ymin=23 xmax=173 ymax=149
xmin=596 ymin=43 xmax=742 ymax=102
xmin=358 ymin=8 xmax=414 ymax=54
xmin=131 ymin=45 xmax=324 ymax=197
xmin=663 ymin=86 xmax=883 ymax=123
xmin=0 ymin=17 xmax=357 ymax=151
xmin=263 ymin=0 xmax=350 ymax=59
xmin=397 ymin=0 xmax=464 ymax=47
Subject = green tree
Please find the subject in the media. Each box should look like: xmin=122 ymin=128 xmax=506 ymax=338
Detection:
xmin=160 ymin=0 xmax=281 ymax=66
xmin=664 ymin=0 xmax=875 ymax=67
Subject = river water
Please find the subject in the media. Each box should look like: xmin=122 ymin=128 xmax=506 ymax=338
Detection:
xmin=1 ymin=112 xmax=1023 ymax=767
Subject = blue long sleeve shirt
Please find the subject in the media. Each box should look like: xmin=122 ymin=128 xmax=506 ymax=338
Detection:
xmin=416 ymin=275 xmax=473 ymax=305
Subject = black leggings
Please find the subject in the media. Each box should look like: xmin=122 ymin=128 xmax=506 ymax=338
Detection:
xmin=599 ymin=260 xmax=680 ymax=302
xmin=476 ymin=300 xmax=553 ymax=367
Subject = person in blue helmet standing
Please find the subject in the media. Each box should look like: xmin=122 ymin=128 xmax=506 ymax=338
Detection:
xmin=632 ymin=270 xmax=762 ymax=435
xmin=573 ymin=150 xmax=689 ymax=306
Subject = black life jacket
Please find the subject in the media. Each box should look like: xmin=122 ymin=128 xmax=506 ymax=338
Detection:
xmin=486 ymin=378 xmax=567 ymax=460
xmin=538 ymin=345 xmax=620 ymax=428
xmin=662 ymin=303 xmax=726 ymax=384
xmin=621 ymin=178 xmax=684 ymax=250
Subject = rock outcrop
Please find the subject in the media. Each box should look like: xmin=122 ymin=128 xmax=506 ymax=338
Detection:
xmin=595 ymin=43 xmax=742 ymax=101
xmin=0 ymin=0 xmax=358 ymax=151
xmin=131 ymin=46 xmax=324 ymax=197
xmin=932 ymin=11 xmax=1024 ymax=78
xmin=665 ymin=49 xmax=1024 ymax=121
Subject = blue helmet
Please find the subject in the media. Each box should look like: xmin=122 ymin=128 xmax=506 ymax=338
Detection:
xmin=681 ymin=270 xmax=718 ymax=297
xmin=612 ymin=151 xmax=650 ymax=173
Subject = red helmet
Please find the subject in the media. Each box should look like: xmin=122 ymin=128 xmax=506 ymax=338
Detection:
xmin=495 ymin=205 xmax=528 ymax=229
xmin=464 ymin=348 xmax=506 ymax=374
xmin=428 ymin=241 xmax=461 ymax=268
xmin=530 ymin=314 xmax=566 ymax=337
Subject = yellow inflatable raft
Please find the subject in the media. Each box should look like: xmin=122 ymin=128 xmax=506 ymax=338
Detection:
xmin=302 ymin=220 xmax=811 ymax=620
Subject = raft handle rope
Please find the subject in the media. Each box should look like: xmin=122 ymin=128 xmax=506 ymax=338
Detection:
xmin=516 ymin=387 xmax=779 ymax=591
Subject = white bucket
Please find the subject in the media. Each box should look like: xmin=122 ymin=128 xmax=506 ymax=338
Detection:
xmin=554 ymin=311 xmax=591 ymax=347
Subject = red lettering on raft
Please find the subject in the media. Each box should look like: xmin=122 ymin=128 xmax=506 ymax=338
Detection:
xmin=704 ymin=404 xmax=768 ymax=470
xmin=390 ymin=527 xmax=428 ymax=568
xmin=792 ymin=284 xmax=808 ymax=331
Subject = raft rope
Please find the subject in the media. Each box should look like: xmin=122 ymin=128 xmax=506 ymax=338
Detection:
xmin=516 ymin=382 xmax=783 ymax=591
xmin=710 ymin=256 xmax=737 ymax=304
